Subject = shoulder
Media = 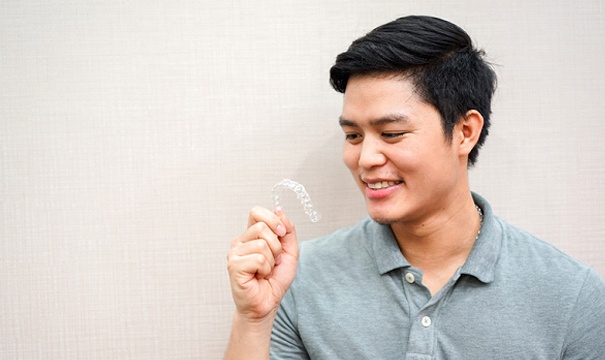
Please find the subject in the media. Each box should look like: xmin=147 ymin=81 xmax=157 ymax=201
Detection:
xmin=494 ymin=216 xmax=605 ymax=314
xmin=293 ymin=217 xmax=382 ymax=287
xmin=495 ymin=217 xmax=595 ymax=276
xmin=474 ymin=192 xmax=597 ymax=281
xmin=299 ymin=217 xmax=375 ymax=261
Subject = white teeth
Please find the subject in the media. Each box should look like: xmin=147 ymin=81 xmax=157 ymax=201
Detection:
xmin=367 ymin=181 xmax=400 ymax=189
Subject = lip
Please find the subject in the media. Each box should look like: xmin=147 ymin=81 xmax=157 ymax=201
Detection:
xmin=363 ymin=179 xmax=402 ymax=200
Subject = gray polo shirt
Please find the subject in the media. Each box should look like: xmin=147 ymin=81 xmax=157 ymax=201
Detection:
xmin=271 ymin=193 xmax=605 ymax=359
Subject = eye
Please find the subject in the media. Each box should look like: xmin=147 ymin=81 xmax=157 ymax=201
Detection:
xmin=344 ymin=132 xmax=362 ymax=143
xmin=382 ymin=132 xmax=406 ymax=140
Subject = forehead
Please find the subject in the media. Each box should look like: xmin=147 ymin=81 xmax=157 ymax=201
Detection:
xmin=340 ymin=74 xmax=436 ymax=125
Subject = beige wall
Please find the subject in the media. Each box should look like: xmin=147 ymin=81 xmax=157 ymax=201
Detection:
xmin=1 ymin=1 xmax=603 ymax=359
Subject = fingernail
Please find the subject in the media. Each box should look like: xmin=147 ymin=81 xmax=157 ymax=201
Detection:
xmin=276 ymin=224 xmax=286 ymax=237
xmin=275 ymin=254 xmax=282 ymax=265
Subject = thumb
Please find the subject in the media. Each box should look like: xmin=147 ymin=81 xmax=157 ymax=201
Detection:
xmin=269 ymin=208 xmax=298 ymax=292
xmin=274 ymin=208 xmax=298 ymax=260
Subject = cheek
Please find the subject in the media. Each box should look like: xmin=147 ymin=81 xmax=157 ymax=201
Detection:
xmin=385 ymin=147 xmax=415 ymax=170
xmin=342 ymin=144 xmax=359 ymax=171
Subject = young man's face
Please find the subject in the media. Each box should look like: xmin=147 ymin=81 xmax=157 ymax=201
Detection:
xmin=339 ymin=74 xmax=465 ymax=225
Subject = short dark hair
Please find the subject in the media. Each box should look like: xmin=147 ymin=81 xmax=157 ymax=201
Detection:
xmin=329 ymin=15 xmax=497 ymax=166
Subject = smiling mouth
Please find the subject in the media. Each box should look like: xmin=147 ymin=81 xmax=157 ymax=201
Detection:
xmin=366 ymin=181 xmax=402 ymax=189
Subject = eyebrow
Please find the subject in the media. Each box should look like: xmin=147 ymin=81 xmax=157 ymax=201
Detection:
xmin=339 ymin=113 xmax=411 ymax=127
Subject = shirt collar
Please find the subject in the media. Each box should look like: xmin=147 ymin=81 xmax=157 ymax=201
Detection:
xmin=364 ymin=220 xmax=410 ymax=275
xmin=459 ymin=192 xmax=502 ymax=283
xmin=364 ymin=192 xmax=502 ymax=282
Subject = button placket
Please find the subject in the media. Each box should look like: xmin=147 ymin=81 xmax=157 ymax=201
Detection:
xmin=405 ymin=311 xmax=435 ymax=357
xmin=400 ymin=267 xmax=435 ymax=357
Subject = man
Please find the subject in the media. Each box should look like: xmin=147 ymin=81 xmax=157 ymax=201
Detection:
xmin=225 ymin=15 xmax=605 ymax=359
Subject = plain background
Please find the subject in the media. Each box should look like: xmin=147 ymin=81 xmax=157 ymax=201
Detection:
xmin=1 ymin=1 xmax=604 ymax=359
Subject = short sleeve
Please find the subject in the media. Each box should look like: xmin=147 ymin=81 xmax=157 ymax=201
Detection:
xmin=561 ymin=267 xmax=605 ymax=359
xmin=270 ymin=288 xmax=310 ymax=360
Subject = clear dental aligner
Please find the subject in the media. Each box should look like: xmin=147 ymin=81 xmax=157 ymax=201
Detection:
xmin=271 ymin=179 xmax=321 ymax=223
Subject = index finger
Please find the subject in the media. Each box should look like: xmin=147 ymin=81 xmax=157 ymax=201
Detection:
xmin=248 ymin=206 xmax=286 ymax=237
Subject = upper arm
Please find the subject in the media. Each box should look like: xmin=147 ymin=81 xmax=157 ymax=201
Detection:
xmin=270 ymin=289 xmax=310 ymax=360
xmin=561 ymin=268 xmax=605 ymax=359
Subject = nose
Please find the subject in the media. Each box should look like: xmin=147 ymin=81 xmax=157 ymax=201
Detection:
xmin=358 ymin=137 xmax=387 ymax=169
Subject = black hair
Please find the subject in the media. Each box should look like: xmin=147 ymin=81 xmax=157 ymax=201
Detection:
xmin=329 ymin=15 xmax=497 ymax=166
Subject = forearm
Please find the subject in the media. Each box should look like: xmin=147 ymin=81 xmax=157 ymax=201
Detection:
xmin=224 ymin=312 xmax=275 ymax=360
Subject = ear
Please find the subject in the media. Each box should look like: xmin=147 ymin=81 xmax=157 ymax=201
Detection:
xmin=455 ymin=110 xmax=484 ymax=157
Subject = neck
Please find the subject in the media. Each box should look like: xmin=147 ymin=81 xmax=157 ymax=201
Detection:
xmin=390 ymin=192 xmax=482 ymax=273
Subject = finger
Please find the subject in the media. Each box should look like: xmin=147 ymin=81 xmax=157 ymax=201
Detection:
xmin=233 ymin=222 xmax=283 ymax=261
xmin=228 ymin=252 xmax=274 ymax=282
xmin=228 ymin=240 xmax=276 ymax=279
xmin=248 ymin=206 xmax=287 ymax=238
xmin=232 ymin=239 xmax=276 ymax=267
xmin=273 ymin=208 xmax=298 ymax=258
xmin=274 ymin=207 xmax=294 ymax=235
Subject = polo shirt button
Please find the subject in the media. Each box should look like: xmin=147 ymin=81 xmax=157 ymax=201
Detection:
xmin=405 ymin=272 xmax=415 ymax=283
xmin=421 ymin=316 xmax=432 ymax=327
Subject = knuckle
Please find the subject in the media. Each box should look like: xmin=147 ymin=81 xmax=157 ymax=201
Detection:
xmin=249 ymin=239 xmax=267 ymax=252
xmin=226 ymin=257 xmax=239 ymax=275
xmin=250 ymin=221 xmax=269 ymax=232
xmin=253 ymin=253 xmax=268 ymax=266
xmin=226 ymin=261 xmax=235 ymax=273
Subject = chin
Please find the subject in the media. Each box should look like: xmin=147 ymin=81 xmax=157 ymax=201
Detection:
xmin=367 ymin=211 xmax=398 ymax=225
xmin=365 ymin=196 xmax=404 ymax=223
xmin=373 ymin=218 xmax=394 ymax=226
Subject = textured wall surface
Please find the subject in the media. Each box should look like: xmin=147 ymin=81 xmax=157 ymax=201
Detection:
xmin=1 ymin=1 xmax=604 ymax=358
